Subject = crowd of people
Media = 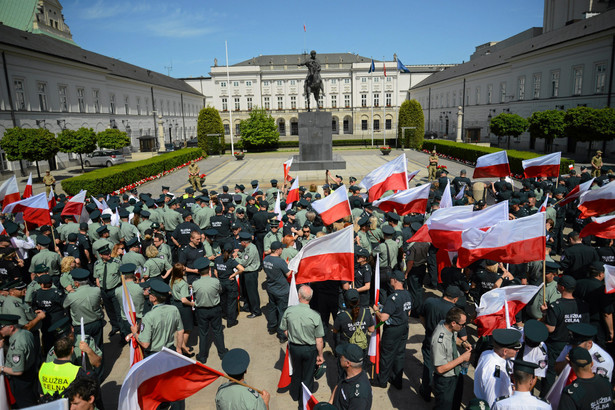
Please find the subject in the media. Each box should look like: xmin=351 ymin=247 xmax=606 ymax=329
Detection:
xmin=0 ymin=153 xmax=614 ymax=409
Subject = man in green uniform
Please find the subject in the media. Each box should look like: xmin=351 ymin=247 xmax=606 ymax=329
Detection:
xmin=331 ymin=343 xmax=372 ymax=410
xmin=188 ymin=160 xmax=202 ymax=191
xmin=58 ymin=214 xmax=80 ymax=243
xmin=428 ymin=150 xmax=438 ymax=181
xmin=1 ymin=280 xmax=45 ymax=330
xmin=100 ymin=214 xmax=120 ymax=244
xmin=121 ymin=238 xmax=146 ymax=272
xmin=153 ymin=232 xmax=173 ymax=263
xmin=25 ymin=263 xmax=49 ymax=304
xmin=92 ymin=244 xmax=122 ymax=338
xmin=373 ymin=225 xmax=399 ymax=302
xmin=87 ymin=210 xmax=102 ymax=243
xmin=355 ymin=216 xmax=373 ymax=253
xmin=0 ymin=314 xmax=39 ymax=408
xmin=115 ymin=264 xmax=145 ymax=339
xmin=192 ymin=258 xmax=228 ymax=363
xmin=91 ymin=226 xmax=113 ymax=260
xmin=526 ymin=261 xmax=561 ymax=320
xmin=63 ymin=268 xmax=104 ymax=349
xmin=237 ymin=232 xmax=262 ymax=317
xmin=42 ymin=170 xmax=55 ymax=196
xmin=215 ymin=348 xmax=270 ymax=410
xmin=279 ymin=285 xmax=324 ymax=410
xmin=263 ymin=223 xmax=283 ymax=256
xmin=559 ymin=347 xmax=613 ymax=409
xmin=371 ymin=270 xmax=412 ymax=389
xmin=137 ymin=210 xmax=153 ymax=236
xmin=591 ymin=150 xmax=603 ymax=178
xmin=266 ymin=179 xmax=278 ymax=204
xmin=194 ymin=197 xmax=215 ymax=229
xmin=119 ymin=210 xmax=140 ymax=243
xmin=30 ymin=235 xmax=62 ymax=285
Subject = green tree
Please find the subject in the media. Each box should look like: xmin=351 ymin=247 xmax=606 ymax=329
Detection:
xmin=197 ymin=106 xmax=225 ymax=155
xmin=565 ymin=107 xmax=615 ymax=159
xmin=239 ymin=107 xmax=279 ymax=151
xmin=527 ymin=110 xmax=565 ymax=153
xmin=57 ymin=127 xmax=98 ymax=172
xmin=96 ymin=129 xmax=130 ymax=150
xmin=0 ymin=128 xmax=25 ymax=176
xmin=490 ymin=113 xmax=528 ymax=149
xmin=398 ymin=100 xmax=424 ymax=149
xmin=20 ymin=128 xmax=59 ymax=178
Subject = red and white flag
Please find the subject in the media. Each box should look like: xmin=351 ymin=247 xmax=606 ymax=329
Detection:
xmin=91 ymin=196 xmax=108 ymax=212
xmin=22 ymin=173 xmax=33 ymax=199
xmin=2 ymin=193 xmax=51 ymax=226
xmin=539 ymin=194 xmax=550 ymax=212
xmin=368 ymin=259 xmax=381 ymax=373
xmin=284 ymin=157 xmax=294 ymax=182
xmin=0 ymin=222 xmax=5 ymax=236
xmin=372 ymin=184 xmax=430 ymax=215
xmin=285 ymin=178 xmax=300 ymax=210
xmin=251 ymin=184 xmax=260 ymax=197
xmin=310 ymin=185 xmax=351 ymax=225
xmin=578 ymin=181 xmax=615 ymax=218
xmin=407 ymin=169 xmax=419 ymax=182
xmin=0 ymin=176 xmax=20 ymax=206
xmin=457 ymin=212 xmax=546 ymax=268
xmin=359 ymin=153 xmax=408 ymax=201
xmin=278 ymin=273 xmax=299 ymax=389
xmin=455 ymin=185 xmax=466 ymax=201
xmin=439 ymin=180 xmax=453 ymax=209
xmin=475 ymin=285 xmax=541 ymax=336
xmin=0 ymin=347 xmax=15 ymax=409
xmin=62 ymin=190 xmax=87 ymax=219
xmin=121 ymin=281 xmax=143 ymax=367
xmin=604 ymin=264 xmax=615 ymax=294
xmin=522 ymin=152 xmax=561 ymax=178
xmin=473 ymin=151 xmax=510 ymax=179
xmin=302 ymin=383 xmax=318 ymax=410
xmin=580 ymin=215 xmax=615 ymax=239
xmin=288 ymin=226 xmax=354 ymax=284
xmin=559 ymin=177 xmax=595 ymax=207
xmin=273 ymin=191 xmax=283 ymax=227
xmin=47 ymin=188 xmax=56 ymax=210
xmin=118 ymin=347 xmax=224 ymax=410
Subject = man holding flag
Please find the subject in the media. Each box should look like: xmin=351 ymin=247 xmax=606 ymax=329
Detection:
xmin=216 ymin=348 xmax=270 ymax=409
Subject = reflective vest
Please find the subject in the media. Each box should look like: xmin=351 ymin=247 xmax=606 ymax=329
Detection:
xmin=38 ymin=361 xmax=80 ymax=395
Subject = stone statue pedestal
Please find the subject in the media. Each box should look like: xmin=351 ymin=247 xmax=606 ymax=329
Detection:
xmin=290 ymin=111 xmax=346 ymax=171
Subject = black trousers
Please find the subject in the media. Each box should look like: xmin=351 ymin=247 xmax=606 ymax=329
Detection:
xmin=9 ymin=367 xmax=38 ymax=408
xmin=243 ymin=271 xmax=261 ymax=315
xmin=195 ymin=305 xmax=227 ymax=363
xmin=406 ymin=264 xmax=426 ymax=318
xmin=289 ymin=343 xmax=317 ymax=410
xmin=433 ymin=373 xmax=464 ymax=410
xmin=83 ymin=319 xmax=104 ymax=351
xmin=419 ymin=337 xmax=433 ymax=397
xmin=377 ymin=324 xmax=408 ymax=387
xmin=101 ymin=287 xmax=121 ymax=332
xmin=265 ymin=291 xmax=288 ymax=338
xmin=220 ymin=279 xmax=238 ymax=325
xmin=543 ymin=340 xmax=566 ymax=397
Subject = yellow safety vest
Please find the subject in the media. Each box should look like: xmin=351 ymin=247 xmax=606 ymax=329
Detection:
xmin=38 ymin=361 xmax=80 ymax=395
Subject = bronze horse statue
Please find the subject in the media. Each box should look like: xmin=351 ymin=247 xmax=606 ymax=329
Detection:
xmin=298 ymin=50 xmax=325 ymax=111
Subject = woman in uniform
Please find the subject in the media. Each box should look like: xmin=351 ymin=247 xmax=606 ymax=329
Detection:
xmin=169 ymin=263 xmax=196 ymax=356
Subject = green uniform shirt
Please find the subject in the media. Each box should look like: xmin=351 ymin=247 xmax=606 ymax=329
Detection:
xmin=106 ymin=225 xmax=121 ymax=244
xmin=139 ymin=303 xmax=183 ymax=352
xmin=192 ymin=276 xmax=221 ymax=307
xmin=88 ymin=222 xmax=102 ymax=242
xmin=170 ymin=279 xmax=190 ymax=302
xmin=215 ymin=382 xmax=267 ymax=410
xmin=280 ymin=247 xmax=298 ymax=263
xmin=265 ymin=188 xmax=277 ymax=204
xmin=63 ymin=284 xmax=103 ymax=325
xmin=163 ymin=210 xmax=182 ymax=232
xmin=279 ymin=303 xmax=325 ymax=345
xmin=91 ymin=238 xmax=113 ymax=260
xmin=58 ymin=222 xmax=80 ymax=242
xmin=0 ymin=295 xmax=35 ymax=326
xmin=356 ymin=230 xmax=373 ymax=253
xmin=137 ymin=220 xmax=153 ymax=236
xmin=295 ymin=209 xmax=308 ymax=228
xmin=5 ymin=328 xmax=37 ymax=373
xmin=263 ymin=231 xmax=283 ymax=253
xmin=25 ymin=281 xmax=58 ymax=304
xmin=121 ymin=251 xmax=146 ymax=270
xmin=430 ymin=320 xmax=459 ymax=377
xmin=194 ymin=206 xmax=215 ymax=229
xmin=144 ymin=257 xmax=171 ymax=279
xmin=30 ymin=249 xmax=62 ymax=276
xmin=236 ymin=243 xmax=260 ymax=272
xmin=374 ymin=239 xmax=399 ymax=268
xmin=59 ymin=272 xmax=75 ymax=292
xmin=119 ymin=222 xmax=140 ymax=242
xmin=115 ymin=280 xmax=145 ymax=319
xmin=526 ymin=280 xmax=561 ymax=320
xmin=203 ymin=241 xmax=221 ymax=267
xmin=157 ymin=243 xmax=173 ymax=263
xmin=46 ymin=334 xmax=102 ymax=367
xmin=93 ymin=258 xmax=121 ymax=290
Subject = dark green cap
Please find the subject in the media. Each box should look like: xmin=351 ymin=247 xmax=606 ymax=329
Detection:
xmin=70 ymin=268 xmax=90 ymax=280
xmin=0 ymin=314 xmax=20 ymax=327
xmin=149 ymin=280 xmax=171 ymax=296
xmin=48 ymin=317 xmax=72 ymax=339
xmin=119 ymin=263 xmax=136 ymax=275
xmin=33 ymin=264 xmax=49 ymax=274
xmin=513 ymin=359 xmax=539 ymax=375
xmin=492 ymin=328 xmax=522 ymax=349
xmin=335 ymin=343 xmax=364 ymax=363
xmin=523 ymin=319 xmax=548 ymax=344
xmin=193 ymin=257 xmax=209 ymax=272
xmin=221 ymin=348 xmax=250 ymax=375
xmin=569 ymin=346 xmax=592 ymax=367
xmin=568 ymin=322 xmax=597 ymax=344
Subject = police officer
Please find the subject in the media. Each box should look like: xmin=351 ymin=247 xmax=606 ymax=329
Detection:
xmin=237 ymin=232 xmax=261 ymax=318
xmin=263 ymin=241 xmax=290 ymax=343
xmin=91 ymin=226 xmax=113 ymax=260
xmin=93 ymin=244 xmax=122 ymax=337
xmin=194 ymin=197 xmax=215 ymax=229
xmin=178 ymin=230 xmax=205 ymax=285
xmin=38 ymin=335 xmax=89 ymax=399
xmin=265 ymin=179 xmax=278 ymax=204
xmin=214 ymin=242 xmax=243 ymax=328
xmin=172 ymin=210 xmax=201 ymax=248
xmin=574 ymin=261 xmax=614 ymax=346
xmin=192 ymin=257 xmax=228 ymax=363
xmin=210 ymin=206 xmax=232 ymax=244
xmin=355 ymin=216 xmax=372 ymax=253
xmin=430 ymin=307 xmax=472 ymax=410
xmin=32 ymin=274 xmax=65 ymax=353
xmin=353 ymin=247 xmax=372 ymax=307
xmin=560 ymin=231 xmax=599 ymax=279
xmin=215 ymin=348 xmax=270 ymax=410
xmin=1 ymin=280 xmax=44 ymax=331
xmin=114 ymin=264 xmax=145 ymax=339
xmin=526 ymin=261 xmax=561 ymax=320
xmin=371 ymin=270 xmax=411 ymax=389
xmin=559 ymin=347 xmax=613 ymax=409
xmin=102 ymin=213 xmax=121 ymax=244
xmin=63 ymin=268 xmax=104 ymax=348
xmin=331 ymin=343 xmax=373 ymax=410
xmin=0 ymin=314 xmax=38 ymax=408
xmin=492 ymin=360 xmax=550 ymax=410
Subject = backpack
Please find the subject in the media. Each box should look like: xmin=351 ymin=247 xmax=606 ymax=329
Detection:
xmin=346 ymin=309 xmax=368 ymax=349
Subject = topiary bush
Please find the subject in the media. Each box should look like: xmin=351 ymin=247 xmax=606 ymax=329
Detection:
xmin=197 ymin=106 xmax=225 ymax=155
xmin=398 ymin=100 xmax=424 ymax=149
xmin=239 ymin=108 xmax=279 ymax=151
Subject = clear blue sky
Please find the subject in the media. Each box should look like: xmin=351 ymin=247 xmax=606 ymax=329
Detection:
xmin=62 ymin=0 xmax=544 ymax=78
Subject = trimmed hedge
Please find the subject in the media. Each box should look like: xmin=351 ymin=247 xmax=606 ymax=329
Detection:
xmin=61 ymin=148 xmax=204 ymax=196
xmin=422 ymin=140 xmax=574 ymax=176
xmin=224 ymin=138 xmax=399 ymax=151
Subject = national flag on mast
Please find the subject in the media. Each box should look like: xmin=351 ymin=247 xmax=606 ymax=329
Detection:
xmin=473 ymin=151 xmax=510 ymax=179
xmin=522 ymin=152 xmax=561 ymax=178
xmin=121 ymin=279 xmax=143 ymax=367
xmin=580 ymin=215 xmax=615 ymax=239
xmin=383 ymin=62 xmax=387 ymax=77
xmin=603 ymin=264 xmax=615 ymax=294
xmin=303 ymin=24 xmax=306 ymax=32
xmin=372 ymin=184 xmax=430 ymax=215
xmin=546 ymin=364 xmax=571 ymax=410
xmin=274 ymin=191 xmax=283 ymax=227
xmin=457 ymin=212 xmax=546 ymax=268
xmin=91 ymin=196 xmax=108 ymax=212
xmin=283 ymin=157 xmax=294 ymax=182
xmin=118 ymin=347 xmax=224 ymax=410
xmin=0 ymin=175 xmax=20 ymax=206
xmin=439 ymin=180 xmax=453 ymax=209
xmin=359 ymin=153 xmax=408 ymax=201
xmin=302 ymin=383 xmax=318 ymax=410
xmin=368 ymin=59 xmax=375 ymax=73
xmin=397 ymin=58 xmax=410 ymax=73
xmin=285 ymin=178 xmax=300 ymax=210
xmin=310 ymin=186 xmax=351 ymax=225
xmin=22 ymin=173 xmax=33 ymax=199
xmin=558 ymin=177 xmax=595 ymax=207
xmin=578 ymin=181 xmax=615 ymax=218
xmin=475 ymin=285 xmax=541 ymax=336
xmin=2 ymin=193 xmax=51 ymax=226
xmin=288 ymin=225 xmax=354 ymax=284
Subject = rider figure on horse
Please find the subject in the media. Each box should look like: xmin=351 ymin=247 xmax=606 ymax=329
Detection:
xmin=299 ymin=50 xmax=325 ymax=110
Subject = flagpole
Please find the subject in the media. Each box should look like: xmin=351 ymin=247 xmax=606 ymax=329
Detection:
xmin=225 ymin=40 xmax=234 ymax=154
xmin=371 ymin=60 xmax=374 ymax=148
xmin=383 ymin=57 xmax=386 ymax=147
xmin=504 ymin=299 xmax=510 ymax=328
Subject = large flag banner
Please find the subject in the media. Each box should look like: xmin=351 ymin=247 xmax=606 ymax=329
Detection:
xmin=22 ymin=173 xmax=33 ymax=199
xmin=0 ymin=175 xmax=20 ymax=206
xmin=578 ymin=181 xmax=615 ymax=218
xmin=439 ymin=180 xmax=453 ymax=209
xmin=372 ymin=184 xmax=430 ymax=215
xmin=359 ymin=153 xmax=408 ymax=201
xmin=91 ymin=196 xmax=108 ymax=212
xmin=61 ymin=190 xmax=87 ymax=222
xmin=286 ymin=178 xmax=300 ymax=210
xmin=118 ymin=347 xmax=224 ymax=410
xmin=539 ymin=194 xmax=550 ymax=212
xmin=310 ymin=186 xmax=351 ymax=225
xmin=121 ymin=279 xmax=143 ymax=367
xmin=473 ymin=151 xmax=510 ymax=179
xmin=2 ymin=193 xmax=51 ymax=226
xmin=475 ymin=285 xmax=541 ymax=336
xmin=604 ymin=264 xmax=615 ymax=294
xmin=302 ymin=383 xmax=318 ymax=410
xmin=559 ymin=177 xmax=595 ymax=207
xmin=288 ymin=226 xmax=354 ymax=284
xmin=457 ymin=212 xmax=546 ymax=268
xmin=48 ymin=188 xmax=56 ymax=210
xmin=580 ymin=215 xmax=615 ymax=239
xmin=522 ymin=152 xmax=561 ymax=178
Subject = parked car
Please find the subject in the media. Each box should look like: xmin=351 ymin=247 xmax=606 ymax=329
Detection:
xmin=84 ymin=150 xmax=126 ymax=167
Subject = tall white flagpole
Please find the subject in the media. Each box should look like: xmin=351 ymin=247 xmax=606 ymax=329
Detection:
xmin=225 ymin=41 xmax=234 ymax=154
xmin=383 ymin=58 xmax=386 ymax=147
xmin=370 ymin=58 xmax=374 ymax=147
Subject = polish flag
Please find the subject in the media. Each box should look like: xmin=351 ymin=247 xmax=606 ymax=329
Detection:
xmin=439 ymin=180 xmax=453 ymax=209
xmin=603 ymin=264 xmax=615 ymax=294
xmin=473 ymin=151 xmax=510 ymax=179
xmin=310 ymin=185 xmax=351 ymax=225
xmin=580 ymin=215 xmax=615 ymax=239
xmin=578 ymin=181 xmax=615 ymax=218
xmin=546 ymin=364 xmax=571 ymax=410
xmin=119 ymin=348 xmax=224 ymax=410
xmin=558 ymin=177 xmax=595 ymax=207
xmin=0 ymin=175 xmax=21 ymax=206
xmin=48 ymin=188 xmax=56 ymax=210
xmin=409 ymin=201 xmax=509 ymax=251
xmin=284 ymin=158 xmax=294 ymax=182
xmin=457 ymin=212 xmax=546 ymax=268
xmin=22 ymin=173 xmax=33 ymax=199
xmin=455 ymin=185 xmax=465 ymax=200
xmin=251 ymin=184 xmax=260 ymax=197
xmin=359 ymin=153 xmax=408 ymax=201
xmin=288 ymin=225 xmax=354 ymax=284
xmin=302 ymin=383 xmax=318 ymax=410
xmin=278 ymin=272 xmax=299 ymax=389
xmin=121 ymin=279 xmax=143 ymax=367
xmin=62 ymin=190 xmax=86 ymax=218
xmin=2 ymin=193 xmax=51 ymax=226
xmin=285 ymin=178 xmax=300 ymax=210
xmin=274 ymin=191 xmax=283 ymax=227
xmin=522 ymin=152 xmax=561 ymax=178
xmin=539 ymin=194 xmax=550 ymax=212
xmin=91 ymin=196 xmax=108 ymax=212
xmin=407 ymin=169 xmax=419 ymax=182
xmin=0 ymin=347 xmax=15 ymax=408
xmin=383 ymin=62 xmax=387 ymax=78
xmin=368 ymin=259 xmax=381 ymax=373
xmin=475 ymin=285 xmax=541 ymax=336
xmin=372 ymin=184 xmax=430 ymax=215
